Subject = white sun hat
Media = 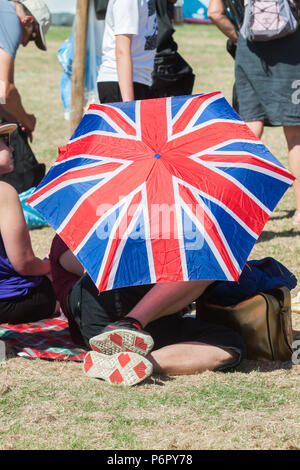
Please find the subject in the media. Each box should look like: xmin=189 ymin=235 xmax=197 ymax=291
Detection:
xmin=20 ymin=0 xmax=52 ymax=51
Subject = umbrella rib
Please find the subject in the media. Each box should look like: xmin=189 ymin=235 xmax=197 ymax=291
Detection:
xmin=105 ymin=199 xmax=144 ymax=290
xmin=87 ymin=104 xmax=137 ymax=130
xmin=189 ymin=156 xmax=272 ymax=215
xmin=52 ymin=153 xmax=109 ymax=166
xmin=174 ymin=176 xmax=242 ymax=277
xmin=195 ymin=138 xmax=290 ymax=172
xmin=73 ymin=182 xmax=145 ymax=258
xmin=176 ymin=177 xmax=259 ymax=240
xmin=173 ymin=92 xmax=224 ymax=133
xmin=180 ymin=197 xmax=237 ymax=281
xmin=141 ymin=185 xmax=157 ymax=284
xmin=96 ymin=196 xmax=138 ymax=290
xmin=70 ymin=130 xmax=139 ymax=143
xmin=29 ymin=156 xmax=132 ymax=207
xmin=170 ymin=95 xmax=196 ymax=126
xmin=186 ymin=186 xmax=243 ymax=273
xmin=204 ymin=159 xmax=294 ymax=183
xmin=56 ymin=162 xmax=132 ymax=234
xmin=76 ymin=108 xmax=137 ymax=139
xmin=199 ymin=152 xmax=294 ymax=183
xmin=167 ymin=118 xmax=244 ymax=143
xmin=173 ymin=180 xmax=189 ymax=281
xmin=94 ymin=184 xmax=156 ymax=290
xmin=134 ymin=100 xmax=142 ymax=141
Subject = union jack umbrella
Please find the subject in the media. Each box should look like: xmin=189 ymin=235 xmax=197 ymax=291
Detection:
xmin=27 ymin=92 xmax=294 ymax=292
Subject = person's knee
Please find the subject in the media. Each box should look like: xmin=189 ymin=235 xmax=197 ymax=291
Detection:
xmin=149 ymin=342 xmax=242 ymax=376
xmin=284 ymin=125 xmax=300 ymax=146
xmin=213 ymin=347 xmax=241 ymax=371
xmin=246 ymin=120 xmax=264 ymax=139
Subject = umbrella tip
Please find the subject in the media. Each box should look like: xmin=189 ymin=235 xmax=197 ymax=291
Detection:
xmin=154 ymin=153 xmax=161 ymax=159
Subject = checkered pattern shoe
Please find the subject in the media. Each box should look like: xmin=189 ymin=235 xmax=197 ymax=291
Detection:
xmin=83 ymin=350 xmax=153 ymax=386
xmin=89 ymin=318 xmax=154 ymax=357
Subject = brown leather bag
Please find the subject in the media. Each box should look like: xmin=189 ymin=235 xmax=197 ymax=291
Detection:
xmin=196 ymin=286 xmax=293 ymax=361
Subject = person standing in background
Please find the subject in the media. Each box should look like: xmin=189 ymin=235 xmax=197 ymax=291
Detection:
xmin=208 ymin=0 xmax=300 ymax=225
xmin=97 ymin=0 xmax=158 ymax=103
xmin=0 ymin=0 xmax=51 ymax=141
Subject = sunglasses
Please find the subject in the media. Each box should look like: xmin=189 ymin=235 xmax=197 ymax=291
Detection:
xmin=0 ymin=134 xmax=11 ymax=147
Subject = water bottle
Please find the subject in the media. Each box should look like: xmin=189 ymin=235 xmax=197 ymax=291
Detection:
xmin=173 ymin=0 xmax=184 ymax=25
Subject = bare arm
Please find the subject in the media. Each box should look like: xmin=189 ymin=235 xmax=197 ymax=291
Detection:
xmin=0 ymin=104 xmax=17 ymax=123
xmin=0 ymin=183 xmax=50 ymax=276
xmin=59 ymin=249 xmax=85 ymax=277
xmin=115 ymin=34 xmax=134 ymax=102
xmin=0 ymin=140 xmax=14 ymax=174
xmin=0 ymin=49 xmax=36 ymax=136
xmin=207 ymin=0 xmax=239 ymax=43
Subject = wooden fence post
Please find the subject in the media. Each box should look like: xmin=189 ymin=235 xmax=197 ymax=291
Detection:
xmin=70 ymin=0 xmax=89 ymax=136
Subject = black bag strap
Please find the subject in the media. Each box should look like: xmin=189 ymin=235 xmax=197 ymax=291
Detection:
xmin=222 ymin=0 xmax=245 ymax=32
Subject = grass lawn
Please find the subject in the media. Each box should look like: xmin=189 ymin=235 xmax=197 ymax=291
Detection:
xmin=0 ymin=24 xmax=299 ymax=451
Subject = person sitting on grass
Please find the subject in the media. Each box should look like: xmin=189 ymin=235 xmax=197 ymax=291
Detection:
xmin=0 ymin=123 xmax=56 ymax=324
xmin=49 ymin=233 xmax=246 ymax=387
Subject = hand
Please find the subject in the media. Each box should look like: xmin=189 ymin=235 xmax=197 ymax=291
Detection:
xmin=19 ymin=125 xmax=33 ymax=142
xmin=42 ymin=258 xmax=51 ymax=275
xmin=25 ymin=112 xmax=36 ymax=131
xmin=25 ymin=129 xmax=33 ymax=143
xmin=21 ymin=113 xmax=36 ymax=141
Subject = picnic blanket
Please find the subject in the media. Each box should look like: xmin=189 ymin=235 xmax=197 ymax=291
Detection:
xmin=0 ymin=316 xmax=86 ymax=361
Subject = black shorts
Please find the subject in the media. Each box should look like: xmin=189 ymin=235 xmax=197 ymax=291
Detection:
xmin=0 ymin=276 xmax=56 ymax=325
xmin=68 ymin=274 xmax=246 ymax=368
xmin=97 ymin=81 xmax=152 ymax=103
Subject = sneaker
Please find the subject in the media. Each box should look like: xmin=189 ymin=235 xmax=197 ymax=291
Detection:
xmin=89 ymin=318 xmax=154 ymax=357
xmin=83 ymin=350 xmax=153 ymax=386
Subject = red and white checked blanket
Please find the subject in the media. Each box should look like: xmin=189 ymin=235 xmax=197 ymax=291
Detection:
xmin=0 ymin=317 xmax=86 ymax=361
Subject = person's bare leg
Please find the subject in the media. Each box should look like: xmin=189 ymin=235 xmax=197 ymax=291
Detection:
xmin=148 ymin=342 xmax=240 ymax=375
xmin=283 ymin=125 xmax=300 ymax=223
xmin=246 ymin=120 xmax=264 ymax=139
xmin=125 ymin=280 xmax=213 ymax=328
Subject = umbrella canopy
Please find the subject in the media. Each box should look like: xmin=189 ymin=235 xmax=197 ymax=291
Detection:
xmin=28 ymin=92 xmax=294 ymax=291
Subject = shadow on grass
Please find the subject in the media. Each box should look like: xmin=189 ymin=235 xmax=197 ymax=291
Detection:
xmin=270 ymin=209 xmax=295 ymax=221
xmin=235 ymin=359 xmax=293 ymax=374
xmin=257 ymin=228 xmax=300 ymax=243
xmin=146 ymin=375 xmax=176 ymax=386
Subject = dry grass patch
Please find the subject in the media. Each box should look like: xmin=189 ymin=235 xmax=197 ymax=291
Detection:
xmin=1 ymin=356 xmax=299 ymax=449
